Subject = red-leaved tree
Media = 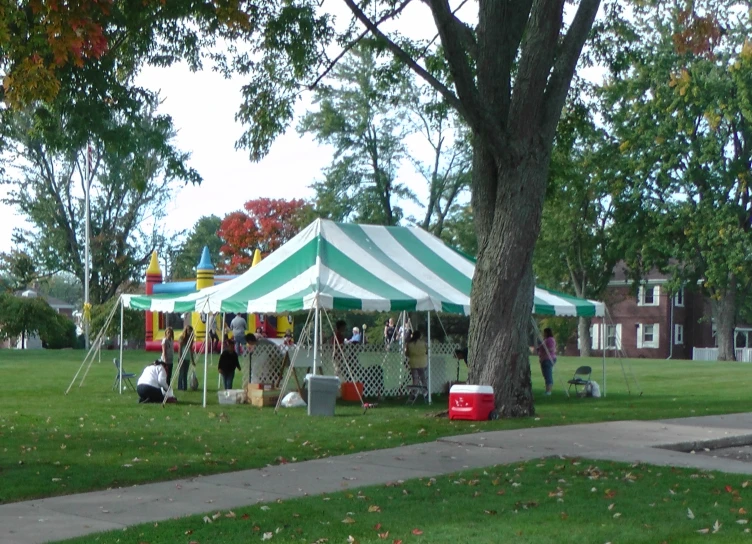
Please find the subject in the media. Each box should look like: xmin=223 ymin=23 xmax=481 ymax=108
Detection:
xmin=218 ymin=198 xmax=314 ymax=273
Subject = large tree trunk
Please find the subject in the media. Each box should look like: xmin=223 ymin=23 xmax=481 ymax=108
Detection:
xmin=578 ymin=317 xmax=592 ymax=358
xmin=712 ymin=277 xmax=737 ymax=361
xmin=467 ymin=148 xmax=548 ymax=417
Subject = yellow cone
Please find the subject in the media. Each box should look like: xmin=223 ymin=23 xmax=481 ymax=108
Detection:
xmin=252 ymin=249 xmax=262 ymax=267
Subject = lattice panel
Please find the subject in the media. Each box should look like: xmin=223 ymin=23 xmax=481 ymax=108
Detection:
xmin=244 ymin=341 xmax=463 ymax=398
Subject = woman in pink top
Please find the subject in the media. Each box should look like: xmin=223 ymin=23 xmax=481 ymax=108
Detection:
xmin=536 ymin=328 xmax=557 ymax=396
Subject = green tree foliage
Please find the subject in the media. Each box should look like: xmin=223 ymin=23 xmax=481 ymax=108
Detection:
xmin=2 ymin=97 xmax=195 ymax=304
xmin=171 ymin=215 xmax=224 ymax=279
xmin=90 ymin=299 xmax=145 ymax=348
xmin=0 ymin=292 xmax=71 ymax=349
xmin=441 ymin=204 xmax=477 ymax=257
xmin=534 ymin=91 xmax=620 ymax=356
xmin=0 ymin=250 xmax=38 ymax=291
xmin=408 ymin=85 xmax=471 ymax=236
xmin=601 ymin=1 xmax=752 ymax=360
xmin=299 ymin=44 xmax=413 ymax=226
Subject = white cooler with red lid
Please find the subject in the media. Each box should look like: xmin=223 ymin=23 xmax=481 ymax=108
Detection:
xmin=449 ymin=384 xmax=495 ymax=421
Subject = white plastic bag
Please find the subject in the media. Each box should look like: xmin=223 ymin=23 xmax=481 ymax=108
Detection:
xmin=590 ymin=381 xmax=601 ymax=398
xmin=281 ymin=392 xmax=307 ymax=408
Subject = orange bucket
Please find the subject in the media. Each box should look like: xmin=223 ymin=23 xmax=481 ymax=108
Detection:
xmin=341 ymin=381 xmax=364 ymax=402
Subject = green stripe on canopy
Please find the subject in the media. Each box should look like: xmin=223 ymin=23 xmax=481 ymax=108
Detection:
xmin=122 ymin=219 xmax=604 ymax=318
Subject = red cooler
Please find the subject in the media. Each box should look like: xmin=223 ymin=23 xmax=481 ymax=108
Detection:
xmin=449 ymin=385 xmax=495 ymax=421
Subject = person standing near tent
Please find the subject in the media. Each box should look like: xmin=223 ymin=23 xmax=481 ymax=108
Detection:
xmin=177 ymin=326 xmax=195 ymax=391
xmin=384 ymin=318 xmax=396 ymax=346
xmin=137 ymin=360 xmax=171 ymax=403
xmin=535 ymin=328 xmax=557 ymax=396
xmin=161 ymin=327 xmax=175 ymax=386
xmin=217 ymin=341 xmax=242 ymax=390
xmin=230 ymin=313 xmax=248 ymax=355
xmin=406 ymin=329 xmax=428 ymax=389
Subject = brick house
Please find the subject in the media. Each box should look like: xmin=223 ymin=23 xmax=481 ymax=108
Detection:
xmin=566 ymin=263 xmax=717 ymax=359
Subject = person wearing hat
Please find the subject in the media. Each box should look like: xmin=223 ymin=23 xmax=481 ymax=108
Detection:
xmin=137 ymin=360 xmax=171 ymax=403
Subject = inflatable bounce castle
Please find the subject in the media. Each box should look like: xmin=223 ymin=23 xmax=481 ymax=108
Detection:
xmin=143 ymin=246 xmax=293 ymax=352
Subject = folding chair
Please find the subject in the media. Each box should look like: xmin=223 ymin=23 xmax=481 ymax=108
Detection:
xmin=567 ymin=366 xmax=592 ymax=396
xmin=112 ymin=358 xmax=137 ymax=392
xmin=406 ymin=385 xmax=428 ymax=405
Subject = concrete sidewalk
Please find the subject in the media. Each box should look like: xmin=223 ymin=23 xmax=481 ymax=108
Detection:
xmin=4 ymin=412 xmax=752 ymax=544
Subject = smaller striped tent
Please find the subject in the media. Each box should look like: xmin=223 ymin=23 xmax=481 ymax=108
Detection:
xmin=122 ymin=219 xmax=604 ymax=317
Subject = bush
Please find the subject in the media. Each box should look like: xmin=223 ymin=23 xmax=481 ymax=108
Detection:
xmin=41 ymin=313 xmax=77 ymax=349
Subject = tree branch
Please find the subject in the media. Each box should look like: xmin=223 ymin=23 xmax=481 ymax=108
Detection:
xmin=342 ymin=0 xmax=467 ymax=123
xmin=310 ymin=0 xmax=414 ymax=90
xmin=541 ymin=0 xmax=602 ymax=143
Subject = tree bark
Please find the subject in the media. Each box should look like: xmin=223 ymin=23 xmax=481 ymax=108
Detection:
xmin=712 ymin=276 xmax=737 ymax=361
xmin=468 ymin=148 xmax=548 ymax=417
xmin=578 ymin=317 xmax=592 ymax=358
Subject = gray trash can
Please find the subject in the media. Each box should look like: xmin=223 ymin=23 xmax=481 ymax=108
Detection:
xmin=307 ymin=375 xmax=340 ymax=416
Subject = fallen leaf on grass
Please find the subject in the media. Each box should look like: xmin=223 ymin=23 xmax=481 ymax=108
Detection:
xmin=687 ymin=508 xmax=695 ymax=520
xmin=484 ymin=510 xmax=497 ymax=515
xmin=260 ymin=506 xmax=270 ymax=511
xmin=378 ymin=531 xmax=390 ymax=539
xmin=412 ymin=529 xmax=423 ymax=535
xmin=202 ymin=516 xmax=212 ymax=524
xmin=393 ymin=540 xmax=403 ymax=544
xmin=696 ymin=529 xmax=709 ymax=534
xmin=167 ymin=466 xmax=178 ymax=472
xmin=225 ymin=511 xmax=236 ymax=518
xmin=374 ymin=523 xmax=382 ymax=530
xmin=262 ymin=532 xmax=273 ymax=541
xmin=736 ymin=520 xmax=748 ymax=525
xmin=342 ymin=517 xmax=356 ymax=524
xmin=613 ymin=513 xmax=621 ymax=519
xmin=241 ymin=514 xmax=250 ymax=520
xmin=211 ymin=512 xmax=221 ymax=520
xmin=713 ymin=520 xmax=721 ymax=533
xmin=347 ymin=536 xmax=359 ymax=544
xmin=740 ymin=508 xmax=748 ymax=515
xmin=189 ymin=541 xmax=199 ymax=544
xmin=185 ymin=530 xmax=193 ymax=535
xmin=368 ymin=505 xmax=381 ymax=513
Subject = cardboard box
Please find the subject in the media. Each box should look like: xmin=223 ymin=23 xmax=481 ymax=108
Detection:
xmin=249 ymin=388 xmax=280 ymax=408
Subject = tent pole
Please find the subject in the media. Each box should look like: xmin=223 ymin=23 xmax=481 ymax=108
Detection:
xmin=119 ymin=298 xmax=124 ymax=394
xmin=427 ymin=311 xmax=432 ymax=405
xmin=218 ymin=312 xmax=226 ymax=389
xmin=203 ymin=312 xmax=210 ymax=408
xmin=313 ymin=306 xmax=320 ymax=374
xmin=602 ymin=315 xmax=607 ymax=398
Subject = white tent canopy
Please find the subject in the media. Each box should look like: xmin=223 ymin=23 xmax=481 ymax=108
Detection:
xmin=122 ymin=219 xmax=605 ymax=318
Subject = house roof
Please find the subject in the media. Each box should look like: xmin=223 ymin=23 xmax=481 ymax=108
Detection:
xmin=610 ymin=260 xmax=672 ymax=284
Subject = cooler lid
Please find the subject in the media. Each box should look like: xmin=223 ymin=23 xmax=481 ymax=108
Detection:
xmin=450 ymin=384 xmax=494 ymax=394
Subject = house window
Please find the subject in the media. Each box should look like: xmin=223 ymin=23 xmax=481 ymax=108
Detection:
xmin=637 ymin=323 xmax=660 ymax=349
xmin=638 ymin=285 xmax=660 ymax=307
xmin=644 ymin=324 xmax=654 ymax=344
xmin=605 ymin=324 xmax=622 ymax=350
xmin=674 ymin=288 xmax=684 ymax=307
xmin=675 ymin=324 xmax=684 ymax=345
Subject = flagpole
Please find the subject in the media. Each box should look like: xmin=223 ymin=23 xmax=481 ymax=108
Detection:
xmin=84 ymin=142 xmax=92 ymax=349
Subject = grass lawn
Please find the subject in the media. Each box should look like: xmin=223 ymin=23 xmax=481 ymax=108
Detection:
xmin=1 ymin=349 xmax=751 ymax=504
xmin=62 ymin=458 xmax=752 ymax=544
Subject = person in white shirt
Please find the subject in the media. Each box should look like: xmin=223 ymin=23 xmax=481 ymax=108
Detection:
xmin=230 ymin=314 xmax=248 ymax=355
xmin=137 ymin=360 xmax=170 ymax=403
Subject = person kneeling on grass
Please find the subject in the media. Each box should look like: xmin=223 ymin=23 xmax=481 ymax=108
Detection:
xmin=218 ymin=341 xmax=242 ymax=390
xmin=137 ymin=360 xmax=171 ymax=404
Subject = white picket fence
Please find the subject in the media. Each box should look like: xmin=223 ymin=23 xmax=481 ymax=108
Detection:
xmin=693 ymin=347 xmax=752 ymax=362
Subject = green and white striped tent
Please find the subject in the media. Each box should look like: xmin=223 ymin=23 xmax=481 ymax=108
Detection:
xmin=121 ymin=219 xmax=604 ymax=317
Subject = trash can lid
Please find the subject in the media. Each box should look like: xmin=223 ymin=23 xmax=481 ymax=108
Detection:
xmin=305 ymin=374 xmax=341 ymax=384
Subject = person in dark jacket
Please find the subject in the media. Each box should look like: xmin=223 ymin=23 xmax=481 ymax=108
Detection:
xmin=217 ymin=341 xmax=242 ymax=390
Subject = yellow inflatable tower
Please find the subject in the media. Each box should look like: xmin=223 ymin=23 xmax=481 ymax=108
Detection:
xmin=192 ymin=246 xmax=214 ymax=342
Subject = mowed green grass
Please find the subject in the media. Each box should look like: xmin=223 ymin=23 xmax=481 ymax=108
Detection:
xmin=0 ymin=349 xmax=750 ymax=504
xmin=63 ymin=458 xmax=752 ymax=544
